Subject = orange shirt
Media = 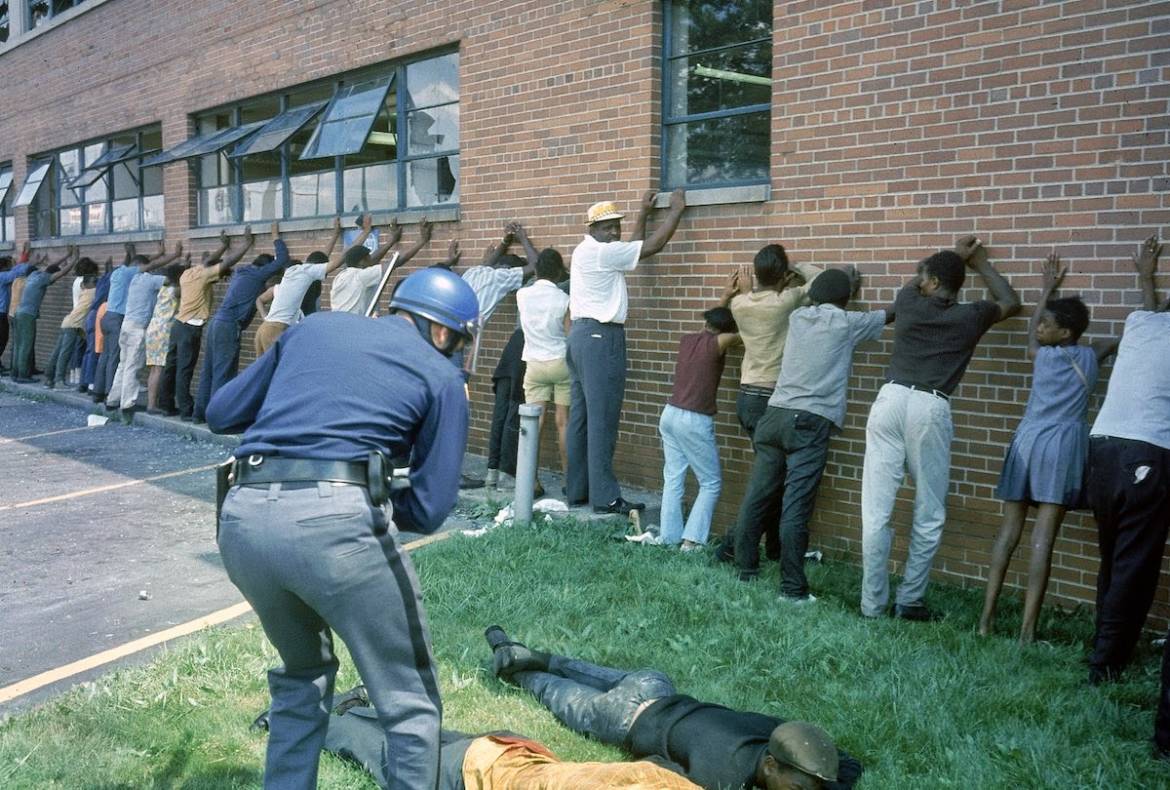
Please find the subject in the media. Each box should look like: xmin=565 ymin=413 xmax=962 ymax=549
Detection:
xmin=461 ymin=734 xmax=700 ymax=789
xmin=95 ymin=302 xmax=109 ymax=353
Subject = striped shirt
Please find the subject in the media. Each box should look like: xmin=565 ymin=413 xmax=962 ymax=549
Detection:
xmin=461 ymin=265 xmax=525 ymax=326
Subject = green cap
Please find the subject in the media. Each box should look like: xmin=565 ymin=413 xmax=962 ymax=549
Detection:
xmin=768 ymin=721 xmax=839 ymax=782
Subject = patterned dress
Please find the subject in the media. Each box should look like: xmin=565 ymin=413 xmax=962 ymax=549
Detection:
xmin=996 ymin=344 xmax=1098 ymax=506
xmin=145 ymin=285 xmax=178 ymax=366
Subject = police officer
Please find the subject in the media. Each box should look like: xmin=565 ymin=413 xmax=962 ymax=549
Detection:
xmin=206 ymin=267 xmax=479 ymax=790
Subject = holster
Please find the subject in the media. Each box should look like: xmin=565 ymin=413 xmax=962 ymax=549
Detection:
xmin=215 ymin=457 xmax=236 ymax=537
xmin=366 ymin=451 xmax=389 ymax=507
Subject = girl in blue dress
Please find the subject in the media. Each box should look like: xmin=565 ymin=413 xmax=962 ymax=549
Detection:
xmin=979 ymin=253 xmax=1122 ymax=643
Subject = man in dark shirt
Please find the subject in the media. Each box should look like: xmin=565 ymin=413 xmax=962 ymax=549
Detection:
xmin=484 ymin=627 xmax=861 ymax=790
xmin=860 ymin=236 xmax=1021 ymax=621
xmin=207 ymin=267 xmax=480 ymax=790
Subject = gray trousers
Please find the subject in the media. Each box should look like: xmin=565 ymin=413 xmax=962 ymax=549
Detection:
xmin=565 ymin=319 xmax=626 ymax=507
xmin=93 ymin=311 xmax=124 ymax=396
xmin=218 ymin=483 xmax=442 ymax=790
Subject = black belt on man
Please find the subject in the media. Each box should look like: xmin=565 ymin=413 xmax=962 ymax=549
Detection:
xmin=889 ymin=380 xmax=950 ymax=401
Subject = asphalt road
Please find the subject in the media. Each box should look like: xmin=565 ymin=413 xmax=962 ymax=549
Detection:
xmin=0 ymin=391 xmax=465 ymax=715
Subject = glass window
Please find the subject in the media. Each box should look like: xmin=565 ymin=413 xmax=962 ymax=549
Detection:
xmin=14 ymin=160 xmax=51 ymax=207
xmin=300 ymin=75 xmax=394 ymax=160
xmin=27 ymin=124 xmax=164 ymax=238
xmin=0 ymin=165 xmax=12 ymax=243
xmin=663 ymin=1 xmax=772 ymax=189
xmin=195 ymin=50 xmax=458 ymax=225
xmin=1 ymin=4 xmax=10 ymax=45
xmin=27 ymin=0 xmax=87 ymax=30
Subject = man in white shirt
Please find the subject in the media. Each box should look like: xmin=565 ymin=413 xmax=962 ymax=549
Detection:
xmin=330 ymin=218 xmax=433 ymax=315
xmin=567 ymin=188 xmax=686 ymax=515
xmin=516 ymin=248 xmax=571 ymax=488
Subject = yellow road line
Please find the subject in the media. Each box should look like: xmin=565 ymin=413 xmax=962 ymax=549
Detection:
xmin=0 ymin=463 xmax=221 ymax=514
xmin=0 ymin=426 xmax=97 ymax=445
xmin=0 ymin=529 xmax=456 ymax=705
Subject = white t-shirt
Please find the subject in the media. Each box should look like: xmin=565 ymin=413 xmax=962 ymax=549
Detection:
xmin=266 ymin=262 xmax=327 ymax=324
xmin=72 ymin=276 xmax=84 ymax=307
xmin=331 ymin=265 xmax=384 ymax=315
xmin=1091 ymin=310 xmax=1170 ymax=450
xmin=461 ymin=265 xmax=525 ymax=326
xmin=517 ymin=279 xmax=570 ymax=362
xmin=569 ymin=234 xmax=642 ymax=324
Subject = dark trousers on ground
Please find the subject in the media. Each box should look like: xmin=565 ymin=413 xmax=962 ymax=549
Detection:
xmin=94 ymin=311 xmax=124 ymax=397
xmin=565 ymin=319 xmax=626 ymax=507
xmin=194 ymin=319 xmax=241 ymax=421
xmin=168 ymin=320 xmax=203 ymax=418
xmin=218 ymin=483 xmax=442 ymax=790
xmin=734 ymin=407 xmax=833 ymax=597
xmin=487 ymin=377 xmax=520 ymax=476
xmin=513 ymin=657 xmax=676 ymax=748
xmin=0 ymin=313 xmax=8 ymax=369
xmin=1087 ymin=436 xmax=1170 ymax=680
xmin=717 ymin=388 xmax=782 ymax=561
xmin=46 ymin=328 xmax=83 ymax=386
xmin=1158 ymin=625 xmax=1170 ymax=753
xmin=11 ymin=313 xmax=37 ymax=378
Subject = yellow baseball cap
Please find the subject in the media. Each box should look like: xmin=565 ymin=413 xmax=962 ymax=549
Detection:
xmin=586 ymin=201 xmax=624 ymax=225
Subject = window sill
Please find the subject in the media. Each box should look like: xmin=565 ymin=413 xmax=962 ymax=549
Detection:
xmin=187 ymin=208 xmax=459 ymax=239
xmin=653 ymin=184 xmax=770 ymax=208
xmin=0 ymin=0 xmax=117 ymax=58
xmin=30 ymin=230 xmax=165 ymax=248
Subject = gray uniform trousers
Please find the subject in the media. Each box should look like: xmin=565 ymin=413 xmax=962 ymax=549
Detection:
xmin=565 ymin=319 xmax=626 ymax=507
xmin=217 ymin=482 xmax=442 ymax=790
xmin=93 ymin=311 xmax=123 ymax=396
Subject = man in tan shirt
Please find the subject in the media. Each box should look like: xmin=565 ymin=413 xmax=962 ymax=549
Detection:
xmin=716 ymin=244 xmax=822 ymax=566
xmin=170 ymin=233 xmax=252 ymax=420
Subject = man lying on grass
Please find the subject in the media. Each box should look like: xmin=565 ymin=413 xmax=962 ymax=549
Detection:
xmin=484 ymin=626 xmax=860 ymax=790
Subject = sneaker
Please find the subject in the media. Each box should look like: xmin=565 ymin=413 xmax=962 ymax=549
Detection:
xmin=680 ymin=541 xmax=703 ymax=553
xmin=484 ymin=468 xmax=500 ymax=488
xmin=779 ymin=593 xmax=817 ymax=604
xmin=460 ymin=474 xmax=485 ymax=490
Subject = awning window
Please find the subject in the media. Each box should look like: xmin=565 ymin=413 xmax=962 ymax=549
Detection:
xmin=14 ymin=161 xmax=52 ymax=207
xmin=69 ymin=143 xmax=137 ymax=189
xmin=143 ymin=121 xmax=266 ymax=167
xmin=299 ymin=75 xmax=395 ymax=160
xmin=0 ymin=170 xmax=13 ymax=205
xmin=231 ymin=101 xmax=328 ymax=158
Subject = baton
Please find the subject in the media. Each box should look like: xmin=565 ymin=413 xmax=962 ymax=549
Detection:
xmin=365 ymin=251 xmax=401 ymax=317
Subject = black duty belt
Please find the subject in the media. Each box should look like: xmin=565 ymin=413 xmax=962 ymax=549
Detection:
xmin=889 ymin=381 xmax=950 ymax=401
xmin=233 ymin=455 xmax=370 ymax=487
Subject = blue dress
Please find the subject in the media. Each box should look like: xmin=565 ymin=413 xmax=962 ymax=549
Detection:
xmin=996 ymin=344 xmax=1098 ymax=506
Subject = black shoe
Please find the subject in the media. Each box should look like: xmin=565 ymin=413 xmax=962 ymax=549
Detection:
xmin=180 ymin=415 xmax=195 ymax=422
xmin=893 ymin=602 xmax=940 ymax=622
xmin=92 ymin=392 xmax=107 ymax=403
xmin=713 ymin=539 xmax=735 ymax=564
xmin=460 ymin=474 xmax=485 ymax=490
xmin=593 ymin=497 xmax=646 ymax=515
xmin=331 ymin=685 xmax=369 ymax=716
xmin=250 ymin=709 xmax=270 ymax=732
xmin=12 ymin=377 xmax=35 ymax=384
xmin=1088 ymin=665 xmax=1120 ymax=686
xmin=120 ymin=407 xmax=136 ymax=425
xmin=484 ymin=626 xmax=545 ymax=679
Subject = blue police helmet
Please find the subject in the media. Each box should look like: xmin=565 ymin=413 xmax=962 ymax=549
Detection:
xmin=389 ymin=268 xmax=480 ymax=340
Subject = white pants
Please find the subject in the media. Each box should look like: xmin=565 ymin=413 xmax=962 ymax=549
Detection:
xmin=860 ymin=383 xmax=953 ymax=616
xmin=108 ymin=321 xmax=147 ymax=410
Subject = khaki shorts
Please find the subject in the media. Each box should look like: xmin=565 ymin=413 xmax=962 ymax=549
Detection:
xmin=524 ymin=358 xmax=571 ymax=406
xmin=254 ymin=320 xmax=289 ymax=356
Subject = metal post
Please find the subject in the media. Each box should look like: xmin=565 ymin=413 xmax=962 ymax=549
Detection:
xmin=513 ymin=403 xmax=544 ymax=526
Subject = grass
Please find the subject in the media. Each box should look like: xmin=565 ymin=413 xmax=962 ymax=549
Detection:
xmin=2 ymin=519 xmax=1168 ymax=788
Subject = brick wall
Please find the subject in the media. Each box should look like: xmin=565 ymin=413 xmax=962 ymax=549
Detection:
xmin=2 ymin=0 xmax=1168 ymax=624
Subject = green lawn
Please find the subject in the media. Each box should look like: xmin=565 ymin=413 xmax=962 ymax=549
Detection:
xmin=2 ymin=521 xmax=1167 ymax=788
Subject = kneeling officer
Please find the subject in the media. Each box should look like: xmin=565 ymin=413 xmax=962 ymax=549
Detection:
xmin=207 ymin=267 xmax=480 ymax=790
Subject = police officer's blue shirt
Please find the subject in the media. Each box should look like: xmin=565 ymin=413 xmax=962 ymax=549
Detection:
xmin=212 ymin=240 xmax=289 ymax=329
xmin=206 ymin=311 xmax=469 ymax=534
xmin=16 ymin=270 xmax=52 ymax=317
xmin=106 ymin=263 xmax=141 ymax=315
xmin=0 ymin=263 xmax=33 ymax=312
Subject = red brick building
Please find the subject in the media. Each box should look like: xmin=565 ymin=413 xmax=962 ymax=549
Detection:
xmin=2 ymin=1 xmax=1168 ymax=623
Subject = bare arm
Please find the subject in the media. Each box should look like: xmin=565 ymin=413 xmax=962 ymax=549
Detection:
xmin=640 ymin=188 xmax=686 ymax=259
xmin=221 ymin=227 xmax=256 ymax=274
xmin=122 ymin=241 xmax=135 ymax=267
xmin=48 ymin=246 xmax=79 ymax=284
xmin=482 ymin=226 xmax=513 ymax=268
xmin=324 ymin=217 xmax=343 ymax=256
xmin=508 ymin=221 xmax=539 ymax=275
xmin=718 ymin=269 xmax=742 ymax=308
xmin=387 ymin=218 xmax=432 ymax=270
xmin=1026 ymin=252 xmax=1066 ymax=360
xmin=256 ymin=286 xmax=275 ymax=320
xmin=959 ymin=236 xmax=1021 ymax=322
xmin=204 ymin=233 xmax=228 ymax=267
xmin=369 ymin=218 xmax=405 ymax=266
xmin=443 ymin=240 xmax=462 ymax=270
xmin=331 ymin=213 xmax=374 ymax=276
xmin=1134 ymin=234 xmax=1162 ymax=312
xmin=630 ymin=190 xmax=655 ymax=243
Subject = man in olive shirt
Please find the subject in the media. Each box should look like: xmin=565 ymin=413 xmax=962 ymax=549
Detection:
xmin=718 ymin=244 xmax=822 ymax=563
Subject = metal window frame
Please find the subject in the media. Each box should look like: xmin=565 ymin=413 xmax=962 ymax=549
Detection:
xmin=660 ymin=0 xmax=773 ymax=190
xmin=194 ymin=48 xmax=460 ymax=227
xmin=24 ymin=125 xmax=163 ymax=238
xmin=0 ymin=165 xmax=11 ymax=242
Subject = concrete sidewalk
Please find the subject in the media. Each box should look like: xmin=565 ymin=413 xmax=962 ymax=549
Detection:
xmin=0 ymin=377 xmax=663 ymax=529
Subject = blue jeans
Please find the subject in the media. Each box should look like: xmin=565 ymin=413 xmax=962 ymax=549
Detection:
xmin=658 ymin=404 xmax=721 ymax=545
